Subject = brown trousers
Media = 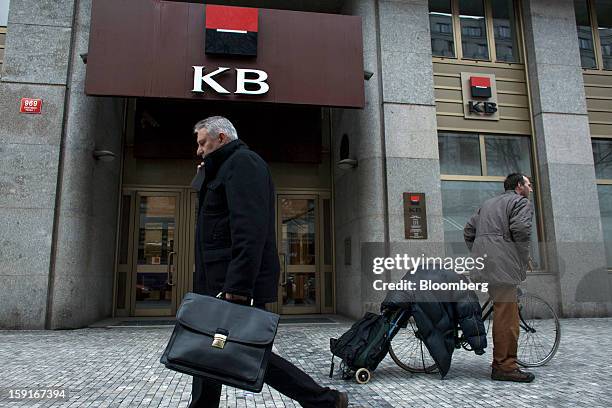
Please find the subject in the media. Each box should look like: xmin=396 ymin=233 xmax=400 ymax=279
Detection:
xmin=489 ymin=285 xmax=519 ymax=372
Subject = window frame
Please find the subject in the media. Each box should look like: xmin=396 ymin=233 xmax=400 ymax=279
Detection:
xmin=578 ymin=0 xmax=612 ymax=71
xmin=439 ymin=131 xmax=546 ymax=271
xmin=430 ymin=0 xmax=523 ymax=64
xmin=593 ymin=139 xmax=612 ymax=271
xmin=0 ymin=27 xmax=6 ymax=66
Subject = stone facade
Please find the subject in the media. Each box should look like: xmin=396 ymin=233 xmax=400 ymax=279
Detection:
xmin=0 ymin=0 xmax=123 ymax=329
xmin=0 ymin=0 xmax=610 ymax=328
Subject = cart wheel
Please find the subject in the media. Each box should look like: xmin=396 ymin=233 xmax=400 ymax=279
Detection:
xmin=355 ymin=368 xmax=371 ymax=384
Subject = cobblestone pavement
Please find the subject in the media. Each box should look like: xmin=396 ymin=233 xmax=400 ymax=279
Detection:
xmin=1 ymin=318 xmax=611 ymax=408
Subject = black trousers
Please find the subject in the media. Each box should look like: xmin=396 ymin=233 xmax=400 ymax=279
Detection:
xmin=189 ymin=352 xmax=338 ymax=407
xmin=189 ymin=301 xmax=337 ymax=408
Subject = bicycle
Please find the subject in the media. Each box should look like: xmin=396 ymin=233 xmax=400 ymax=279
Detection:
xmin=387 ymin=287 xmax=561 ymax=374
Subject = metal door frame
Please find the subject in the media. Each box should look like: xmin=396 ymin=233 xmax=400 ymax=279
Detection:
xmin=116 ymin=187 xmax=334 ymax=316
xmin=276 ymin=192 xmax=322 ymax=314
xmin=118 ymin=187 xmax=194 ymax=317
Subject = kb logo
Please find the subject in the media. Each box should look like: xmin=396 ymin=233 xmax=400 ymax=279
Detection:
xmin=461 ymin=73 xmax=500 ymax=121
xmin=192 ymin=66 xmax=269 ymax=95
xmin=468 ymin=101 xmax=498 ymax=114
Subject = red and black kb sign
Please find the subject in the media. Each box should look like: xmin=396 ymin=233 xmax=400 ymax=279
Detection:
xmin=469 ymin=76 xmax=492 ymax=98
xmin=205 ymin=5 xmax=258 ymax=57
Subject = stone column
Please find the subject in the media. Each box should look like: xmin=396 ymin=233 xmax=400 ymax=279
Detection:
xmin=377 ymin=0 xmax=444 ymax=277
xmin=334 ymin=0 xmax=387 ymax=318
xmin=334 ymin=0 xmax=443 ymax=318
xmin=0 ymin=0 xmax=123 ymax=329
xmin=523 ymin=0 xmax=611 ymax=316
xmin=47 ymin=0 xmax=124 ymax=329
xmin=0 ymin=0 xmax=76 ymax=329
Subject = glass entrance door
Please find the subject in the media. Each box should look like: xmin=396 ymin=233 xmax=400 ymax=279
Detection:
xmin=277 ymin=195 xmax=320 ymax=314
xmin=132 ymin=192 xmax=180 ymax=316
xmin=115 ymin=189 xmax=333 ymax=317
xmin=115 ymin=188 xmax=197 ymax=317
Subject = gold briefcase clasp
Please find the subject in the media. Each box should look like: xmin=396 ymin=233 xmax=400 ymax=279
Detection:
xmin=212 ymin=333 xmax=227 ymax=349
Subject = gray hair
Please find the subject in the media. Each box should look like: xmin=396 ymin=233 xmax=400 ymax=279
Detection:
xmin=193 ymin=116 xmax=238 ymax=141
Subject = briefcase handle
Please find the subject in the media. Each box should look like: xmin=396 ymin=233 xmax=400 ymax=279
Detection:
xmin=216 ymin=292 xmax=255 ymax=306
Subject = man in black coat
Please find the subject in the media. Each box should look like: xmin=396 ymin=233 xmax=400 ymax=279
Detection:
xmin=190 ymin=116 xmax=348 ymax=408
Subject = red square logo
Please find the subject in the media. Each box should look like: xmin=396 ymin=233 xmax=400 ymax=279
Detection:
xmin=470 ymin=76 xmax=491 ymax=88
xmin=470 ymin=76 xmax=492 ymax=98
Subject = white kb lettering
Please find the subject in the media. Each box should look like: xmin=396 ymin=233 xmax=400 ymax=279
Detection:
xmin=235 ymin=69 xmax=269 ymax=95
xmin=192 ymin=66 xmax=269 ymax=95
xmin=192 ymin=66 xmax=231 ymax=94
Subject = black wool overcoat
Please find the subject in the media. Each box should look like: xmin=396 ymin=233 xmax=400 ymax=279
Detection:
xmin=194 ymin=140 xmax=280 ymax=303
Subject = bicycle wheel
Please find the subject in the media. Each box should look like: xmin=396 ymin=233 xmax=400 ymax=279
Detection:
xmin=516 ymin=293 xmax=561 ymax=367
xmin=388 ymin=318 xmax=438 ymax=373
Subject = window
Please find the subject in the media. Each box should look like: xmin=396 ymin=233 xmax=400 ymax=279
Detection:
xmin=438 ymin=132 xmax=481 ymax=175
xmin=439 ymin=132 xmax=532 ymax=177
xmin=460 ymin=0 xmax=489 ymax=60
xmin=593 ymin=139 xmax=612 ymax=179
xmin=439 ymin=132 xmax=541 ymax=269
xmin=429 ymin=0 xmax=456 ymax=58
xmin=0 ymin=0 xmax=9 ymax=27
xmin=574 ymin=0 xmax=612 ymax=70
xmin=0 ymin=0 xmax=8 ymax=67
xmin=492 ymin=0 xmax=519 ymax=62
xmin=594 ymin=139 xmax=612 ymax=269
xmin=598 ymin=185 xmax=612 ymax=269
xmin=595 ymin=0 xmax=612 ymax=69
xmin=428 ymin=0 xmax=520 ymax=62
xmin=484 ymin=135 xmax=532 ymax=177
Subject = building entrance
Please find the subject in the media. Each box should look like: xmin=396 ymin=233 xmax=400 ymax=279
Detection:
xmin=115 ymin=188 xmax=333 ymax=317
xmin=276 ymin=193 xmax=333 ymax=315
xmin=116 ymin=188 xmax=197 ymax=317
xmin=113 ymin=98 xmax=335 ymax=317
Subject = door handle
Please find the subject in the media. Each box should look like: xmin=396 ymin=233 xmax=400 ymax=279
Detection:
xmin=279 ymin=253 xmax=288 ymax=285
xmin=167 ymin=251 xmax=176 ymax=286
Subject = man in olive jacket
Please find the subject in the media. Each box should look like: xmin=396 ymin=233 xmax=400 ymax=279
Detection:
xmin=464 ymin=173 xmax=534 ymax=383
xmin=191 ymin=116 xmax=348 ymax=408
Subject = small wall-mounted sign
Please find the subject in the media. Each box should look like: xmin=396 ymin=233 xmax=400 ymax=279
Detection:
xmin=20 ymin=98 xmax=43 ymax=114
xmin=460 ymin=72 xmax=499 ymax=121
xmin=404 ymin=193 xmax=427 ymax=240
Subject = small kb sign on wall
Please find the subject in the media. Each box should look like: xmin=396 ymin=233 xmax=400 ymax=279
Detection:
xmin=404 ymin=193 xmax=427 ymax=240
xmin=460 ymin=72 xmax=499 ymax=121
xmin=20 ymin=98 xmax=43 ymax=114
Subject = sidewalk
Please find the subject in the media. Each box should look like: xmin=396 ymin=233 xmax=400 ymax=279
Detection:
xmin=1 ymin=317 xmax=611 ymax=407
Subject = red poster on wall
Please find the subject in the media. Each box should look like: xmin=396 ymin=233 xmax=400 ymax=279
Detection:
xmin=20 ymin=98 xmax=43 ymax=114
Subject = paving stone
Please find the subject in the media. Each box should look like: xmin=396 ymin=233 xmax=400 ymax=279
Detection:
xmin=0 ymin=318 xmax=611 ymax=407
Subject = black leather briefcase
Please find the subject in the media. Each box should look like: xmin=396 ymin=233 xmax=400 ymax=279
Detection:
xmin=160 ymin=292 xmax=280 ymax=392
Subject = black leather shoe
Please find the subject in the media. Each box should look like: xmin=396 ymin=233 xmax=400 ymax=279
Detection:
xmin=491 ymin=368 xmax=535 ymax=383
xmin=335 ymin=391 xmax=349 ymax=408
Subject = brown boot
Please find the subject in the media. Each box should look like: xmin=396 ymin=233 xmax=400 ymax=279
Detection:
xmin=491 ymin=367 xmax=535 ymax=383
xmin=335 ymin=391 xmax=349 ymax=408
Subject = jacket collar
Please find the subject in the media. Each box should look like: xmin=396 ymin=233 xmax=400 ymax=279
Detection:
xmin=204 ymin=139 xmax=246 ymax=178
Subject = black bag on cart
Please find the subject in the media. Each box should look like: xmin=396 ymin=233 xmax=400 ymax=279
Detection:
xmin=329 ymin=310 xmax=406 ymax=383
